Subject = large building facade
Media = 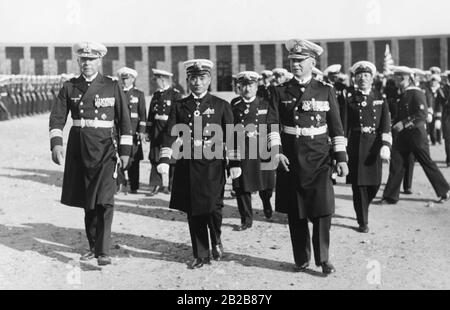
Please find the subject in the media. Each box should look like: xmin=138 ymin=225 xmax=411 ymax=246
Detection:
xmin=1 ymin=35 xmax=449 ymax=95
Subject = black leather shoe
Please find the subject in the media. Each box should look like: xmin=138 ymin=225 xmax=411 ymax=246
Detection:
xmin=80 ymin=251 xmax=96 ymax=261
xmin=97 ymin=255 xmax=112 ymax=266
xmin=403 ymin=189 xmax=413 ymax=195
xmin=294 ymin=262 xmax=310 ymax=272
xmin=320 ymin=262 xmax=336 ymax=275
xmin=129 ymin=189 xmax=138 ymax=194
xmin=148 ymin=186 xmax=160 ymax=196
xmin=263 ymin=207 xmax=273 ymax=219
xmin=238 ymin=222 xmax=252 ymax=231
xmin=161 ymin=186 xmax=170 ymax=194
xmin=358 ymin=225 xmax=369 ymax=233
xmin=438 ymin=191 xmax=450 ymax=203
xmin=189 ymin=257 xmax=211 ymax=269
xmin=212 ymin=244 xmax=224 ymax=261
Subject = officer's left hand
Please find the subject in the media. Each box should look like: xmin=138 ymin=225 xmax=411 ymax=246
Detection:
xmin=138 ymin=133 xmax=146 ymax=142
xmin=229 ymin=167 xmax=242 ymax=179
xmin=120 ymin=156 xmax=130 ymax=169
xmin=380 ymin=145 xmax=391 ymax=161
xmin=427 ymin=113 xmax=433 ymax=123
xmin=435 ymin=119 xmax=442 ymax=130
xmin=336 ymin=162 xmax=349 ymax=177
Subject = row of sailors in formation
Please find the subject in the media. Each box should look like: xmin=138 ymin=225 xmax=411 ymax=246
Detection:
xmin=0 ymin=74 xmax=68 ymax=120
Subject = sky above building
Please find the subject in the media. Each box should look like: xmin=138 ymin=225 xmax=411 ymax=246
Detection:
xmin=1 ymin=0 xmax=449 ymax=44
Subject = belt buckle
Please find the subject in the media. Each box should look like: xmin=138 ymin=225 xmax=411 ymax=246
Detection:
xmin=193 ymin=139 xmax=203 ymax=147
xmin=80 ymin=119 xmax=86 ymax=128
xmin=301 ymin=128 xmax=309 ymax=136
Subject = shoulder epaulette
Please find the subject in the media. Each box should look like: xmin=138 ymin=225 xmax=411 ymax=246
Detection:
xmin=319 ymin=80 xmax=333 ymax=87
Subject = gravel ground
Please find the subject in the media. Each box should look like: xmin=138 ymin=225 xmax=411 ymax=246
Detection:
xmin=0 ymin=113 xmax=449 ymax=290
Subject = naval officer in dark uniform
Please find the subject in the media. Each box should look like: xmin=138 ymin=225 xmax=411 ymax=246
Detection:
xmin=146 ymin=69 xmax=182 ymax=195
xmin=257 ymin=70 xmax=274 ymax=101
xmin=344 ymin=61 xmax=392 ymax=233
xmin=49 ymin=42 xmax=133 ymax=266
xmin=116 ymin=67 xmax=147 ymax=194
xmin=381 ymin=66 xmax=450 ymax=204
xmin=231 ymin=71 xmax=276 ymax=230
xmin=267 ymin=39 xmax=348 ymax=275
xmin=157 ymin=59 xmax=241 ymax=269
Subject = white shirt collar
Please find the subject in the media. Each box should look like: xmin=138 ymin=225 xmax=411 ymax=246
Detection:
xmin=157 ymin=85 xmax=171 ymax=92
xmin=192 ymin=91 xmax=208 ymax=99
xmin=124 ymin=85 xmax=134 ymax=92
xmin=360 ymin=89 xmax=371 ymax=96
xmin=83 ymin=72 xmax=99 ymax=82
xmin=294 ymin=75 xmax=312 ymax=85
xmin=242 ymin=96 xmax=256 ymax=103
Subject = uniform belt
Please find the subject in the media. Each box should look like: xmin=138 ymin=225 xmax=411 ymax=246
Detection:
xmin=155 ymin=114 xmax=169 ymax=121
xmin=72 ymin=119 xmax=114 ymax=128
xmin=353 ymin=126 xmax=376 ymax=134
xmin=130 ymin=112 xmax=139 ymax=118
xmin=282 ymin=125 xmax=327 ymax=136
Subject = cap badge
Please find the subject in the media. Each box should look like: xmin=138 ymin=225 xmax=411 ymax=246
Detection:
xmin=293 ymin=43 xmax=302 ymax=53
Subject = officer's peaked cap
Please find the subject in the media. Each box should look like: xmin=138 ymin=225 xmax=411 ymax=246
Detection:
xmin=73 ymin=42 xmax=107 ymax=58
xmin=285 ymin=39 xmax=323 ymax=60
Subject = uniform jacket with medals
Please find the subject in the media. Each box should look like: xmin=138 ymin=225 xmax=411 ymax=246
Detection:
xmin=147 ymin=87 xmax=182 ymax=164
xmin=158 ymin=92 xmax=239 ymax=216
xmin=49 ymin=74 xmax=133 ymax=210
xmin=344 ymin=89 xmax=392 ymax=186
xmin=441 ymin=84 xmax=450 ymax=139
xmin=266 ymin=77 xmax=347 ymax=219
xmin=391 ymin=86 xmax=429 ymax=150
xmin=125 ymin=86 xmax=146 ymax=162
xmin=231 ymin=95 xmax=275 ymax=193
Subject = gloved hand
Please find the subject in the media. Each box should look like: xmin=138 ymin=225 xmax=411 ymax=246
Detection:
xmin=275 ymin=153 xmax=290 ymax=172
xmin=144 ymin=133 xmax=150 ymax=142
xmin=138 ymin=133 xmax=146 ymax=142
xmin=120 ymin=155 xmax=130 ymax=169
xmin=157 ymin=163 xmax=169 ymax=174
xmin=435 ymin=119 xmax=442 ymax=130
xmin=427 ymin=113 xmax=433 ymax=123
xmin=380 ymin=145 xmax=391 ymax=161
xmin=229 ymin=167 xmax=242 ymax=179
xmin=336 ymin=162 xmax=349 ymax=177
xmin=51 ymin=145 xmax=64 ymax=165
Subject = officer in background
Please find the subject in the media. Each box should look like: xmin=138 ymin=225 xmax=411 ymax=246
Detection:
xmin=146 ymin=69 xmax=182 ymax=196
xmin=381 ymin=66 xmax=450 ymax=204
xmin=267 ymin=39 xmax=348 ymax=275
xmin=344 ymin=61 xmax=392 ymax=233
xmin=257 ymin=70 xmax=273 ymax=101
xmin=49 ymin=42 xmax=132 ymax=266
xmin=116 ymin=67 xmax=147 ymax=194
xmin=324 ymin=64 xmax=347 ymax=126
xmin=231 ymin=71 xmax=276 ymax=230
xmin=312 ymin=67 xmax=324 ymax=81
xmin=157 ymin=59 xmax=241 ymax=269
xmin=426 ymin=74 xmax=445 ymax=146
xmin=441 ymin=71 xmax=450 ymax=166
xmin=0 ymin=76 xmax=11 ymax=120
xmin=271 ymin=68 xmax=289 ymax=86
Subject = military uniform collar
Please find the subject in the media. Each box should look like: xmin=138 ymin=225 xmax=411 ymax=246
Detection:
xmin=157 ymin=85 xmax=171 ymax=92
xmin=242 ymin=96 xmax=256 ymax=103
xmin=83 ymin=72 xmax=99 ymax=82
xmin=192 ymin=91 xmax=208 ymax=100
xmin=123 ymin=85 xmax=134 ymax=92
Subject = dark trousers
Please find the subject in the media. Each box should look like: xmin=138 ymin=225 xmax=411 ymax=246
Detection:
xmin=236 ymin=189 xmax=273 ymax=225
xmin=287 ymin=211 xmax=332 ymax=266
xmin=128 ymin=158 xmax=140 ymax=191
xmin=402 ymin=153 xmax=415 ymax=191
xmin=187 ymin=209 xmax=222 ymax=259
xmin=149 ymin=162 xmax=174 ymax=189
xmin=351 ymin=184 xmax=380 ymax=226
xmin=84 ymin=204 xmax=114 ymax=256
xmin=384 ymin=130 xmax=450 ymax=202
xmin=259 ymin=189 xmax=273 ymax=213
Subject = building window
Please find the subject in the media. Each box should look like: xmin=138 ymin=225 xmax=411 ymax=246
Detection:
xmin=423 ymin=38 xmax=440 ymax=70
xmin=194 ymin=46 xmax=210 ymax=59
xmin=351 ymin=41 xmax=368 ymax=64
xmin=398 ymin=39 xmax=415 ymax=67
xmin=327 ymin=42 xmax=344 ymax=68
xmin=5 ymin=47 xmax=24 ymax=75
xmin=148 ymin=46 xmax=165 ymax=94
xmin=260 ymin=44 xmax=276 ymax=71
xmin=30 ymin=47 xmax=48 ymax=75
xmin=216 ymin=45 xmax=232 ymax=91
xmin=125 ymin=46 xmax=142 ymax=69
xmin=238 ymin=45 xmax=254 ymax=72
xmin=55 ymin=47 xmax=72 ymax=74
xmin=102 ymin=46 xmax=119 ymax=77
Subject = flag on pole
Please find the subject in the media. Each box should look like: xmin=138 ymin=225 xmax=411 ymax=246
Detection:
xmin=383 ymin=44 xmax=394 ymax=75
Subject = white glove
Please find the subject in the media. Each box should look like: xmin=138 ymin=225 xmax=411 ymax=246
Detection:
xmin=380 ymin=145 xmax=391 ymax=161
xmin=427 ymin=113 xmax=433 ymax=123
xmin=435 ymin=119 xmax=442 ymax=130
xmin=229 ymin=167 xmax=242 ymax=179
xmin=157 ymin=163 xmax=169 ymax=174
